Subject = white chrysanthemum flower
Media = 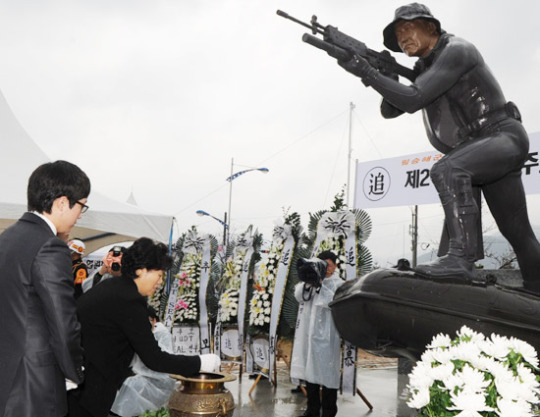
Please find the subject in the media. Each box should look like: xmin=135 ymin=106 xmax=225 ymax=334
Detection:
xmin=408 ymin=362 xmax=434 ymax=391
xmin=470 ymin=353 xmax=497 ymax=373
xmin=448 ymin=391 xmax=493 ymax=414
xmin=482 ymin=334 xmax=513 ymax=360
xmin=408 ymin=326 xmax=539 ymax=417
xmin=459 ymin=364 xmax=490 ymax=393
xmin=442 ymin=373 xmax=465 ymax=392
xmin=431 ymin=362 xmax=454 ymax=381
xmin=457 ymin=326 xmax=484 ymax=344
xmin=420 ymin=349 xmax=437 ymax=365
xmin=514 ymin=364 xmax=540 ymax=402
xmin=432 ymin=346 xmax=453 ymax=364
xmin=406 ymin=386 xmax=430 ymax=409
xmin=484 ymin=356 xmax=512 ymax=381
xmin=495 ymin=374 xmax=523 ymax=401
xmin=496 ymin=397 xmax=533 ymax=417
xmin=449 ymin=342 xmax=483 ymax=364
xmin=509 ymin=338 xmax=539 ymax=368
xmin=428 ymin=333 xmax=452 ymax=349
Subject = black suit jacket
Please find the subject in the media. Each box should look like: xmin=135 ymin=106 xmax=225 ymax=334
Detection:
xmin=0 ymin=213 xmax=84 ymax=417
xmin=72 ymin=275 xmax=201 ymax=417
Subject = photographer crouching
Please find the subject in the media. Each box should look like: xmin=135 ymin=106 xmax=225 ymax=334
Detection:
xmin=290 ymin=251 xmax=344 ymax=417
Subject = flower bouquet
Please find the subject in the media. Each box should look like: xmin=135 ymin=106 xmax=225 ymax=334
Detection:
xmin=247 ymin=239 xmax=283 ymax=333
xmin=217 ymin=248 xmax=247 ymax=325
xmin=407 ymin=325 xmax=540 ymax=417
xmin=173 ymin=253 xmax=201 ymax=325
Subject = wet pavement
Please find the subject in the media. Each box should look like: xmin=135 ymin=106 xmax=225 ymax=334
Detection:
xmin=226 ymin=364 xmax=417 ymax=417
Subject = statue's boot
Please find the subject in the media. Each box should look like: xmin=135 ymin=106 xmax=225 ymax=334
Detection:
xmin=414 ymin=253 xmax=474 ymax=280
xmin=522 ymin=280 xmax=540 ymax=294
xmin=415 ymin=187 xmax=478 ymax=280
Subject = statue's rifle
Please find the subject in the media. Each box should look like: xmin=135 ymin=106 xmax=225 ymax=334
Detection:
xmin=277 ymin=10 xmax=417 ymax=82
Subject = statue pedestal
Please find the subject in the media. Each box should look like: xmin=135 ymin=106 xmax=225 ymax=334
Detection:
xmin=330 ymin=268 xmax=540 ymax=359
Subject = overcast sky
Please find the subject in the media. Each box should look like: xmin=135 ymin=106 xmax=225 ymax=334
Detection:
xmin=1 ymin=0 xmax=540 ymax=266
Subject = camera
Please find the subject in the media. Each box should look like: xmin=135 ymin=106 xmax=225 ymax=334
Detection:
xmin=111 ymin=246 xmax=123 ymax=272
xmin=112 ymin=246 xmax=122 ymax=257
xmin=297 ymin=257 xmax=327 ymax=288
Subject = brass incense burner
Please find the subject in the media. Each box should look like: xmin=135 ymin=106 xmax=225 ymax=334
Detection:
xmin=168 ymin=372 xmax=236 ymax=417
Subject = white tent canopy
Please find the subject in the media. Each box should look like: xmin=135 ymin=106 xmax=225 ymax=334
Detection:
xmin=0 ymin=89 xmax=173 ymax=252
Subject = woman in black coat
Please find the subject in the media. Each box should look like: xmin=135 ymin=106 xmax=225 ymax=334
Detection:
xmin=68 ymin=238 xmax=219 ymax=417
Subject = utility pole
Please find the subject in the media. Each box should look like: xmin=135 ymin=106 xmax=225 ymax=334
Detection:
xmin=346 ymin=102 xmax=355 ymax=206
xmin=222 ymin=212 xmax=227 ymax=246
xmin=411 ymin=205 xmax=419 ymax=267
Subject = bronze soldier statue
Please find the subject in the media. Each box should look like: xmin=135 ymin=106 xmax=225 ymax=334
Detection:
xmin=338 ymin=3 xmax=540 ymax=293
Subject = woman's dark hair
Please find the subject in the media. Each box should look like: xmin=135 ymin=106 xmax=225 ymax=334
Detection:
xmin=27 ymin=160 xmax=91 ymax=213
xmin=121 ymin=238 xmax=172 ymax=279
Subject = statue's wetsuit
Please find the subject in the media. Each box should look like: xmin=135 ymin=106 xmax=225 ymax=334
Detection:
xmin=360 ymin=33 xmax=540 ymax=290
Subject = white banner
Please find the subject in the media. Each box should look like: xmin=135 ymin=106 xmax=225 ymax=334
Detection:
xmin=164 ymin=278 xmax=180 ymax=330
xmin=172 ymin=325 xmax=200 ymax=355
xmin=237 ymin=247 xmax=254 ymax=359
xmin=341 ymin=214 xmax=358 ymax=396
xmin=354 ymin=131 xmax=540 ymax=209
xmin=213 ymin=308 xmax=221 ymax=356
xmin=198 ymin=238 xmax=212 ymax=354
xmin=268 ymin=232 xmax=295 ymax=384
xmin=216 ymin=232 xmax=255 ymax=364
xmin=220 ymin=327 xmax=242 ymax=360
xmin=82 ymin=255 xmax=103 ymax=275
xmin=290 ymin=300 xmax=305 ymax=386
xmin=252 ymin=336 xmax=270 ymax=373
xmin=212 ymin=246 xmax=227 ymax=356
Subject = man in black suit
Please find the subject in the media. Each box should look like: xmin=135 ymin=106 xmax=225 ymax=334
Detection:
xmin=0 ymin=160 xmax=90 ymax=417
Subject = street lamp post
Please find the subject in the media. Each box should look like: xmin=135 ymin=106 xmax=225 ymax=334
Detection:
xmin=226 ymin=157 xmax=269 ymax=244
xmin=196 ymin=210 xmax=228 ymax=245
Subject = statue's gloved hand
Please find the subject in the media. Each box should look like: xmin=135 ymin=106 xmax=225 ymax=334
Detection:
xmin=338 ymin=54 xmax=376 ymax=86
xmin=378 ymin=51 xmax=399 ymax=81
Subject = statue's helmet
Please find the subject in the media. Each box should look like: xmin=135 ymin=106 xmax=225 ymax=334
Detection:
xmin=383 ymin=3 xmax=442 ymax=52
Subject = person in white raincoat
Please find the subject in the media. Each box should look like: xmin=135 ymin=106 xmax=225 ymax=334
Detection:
xmin=111 ymin=306 xmax=176 ymax=417
xmin=291 ymin=251 xmax=344 ymax=417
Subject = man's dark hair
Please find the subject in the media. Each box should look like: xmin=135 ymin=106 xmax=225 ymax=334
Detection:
xmin=318 ymin=250 xmax=337 ymax=264
xmin=121 ymin=237 xmax=172 ymax=279
xmin=147 ymin=305 xmax=159 ymax=322
xmin=27 ymin=160 xmax=91 ymax=213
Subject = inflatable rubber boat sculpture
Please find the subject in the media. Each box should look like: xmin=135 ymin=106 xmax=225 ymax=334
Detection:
xmin=329 ymin=264 xmax=540 ymax=360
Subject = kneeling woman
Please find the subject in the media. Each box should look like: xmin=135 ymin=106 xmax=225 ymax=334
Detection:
xmin=68 ymin=238 xmax=219 ymax=417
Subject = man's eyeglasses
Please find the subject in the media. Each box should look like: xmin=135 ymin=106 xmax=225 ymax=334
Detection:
xmin=75 ymin=201 xmax=89 ymax=214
